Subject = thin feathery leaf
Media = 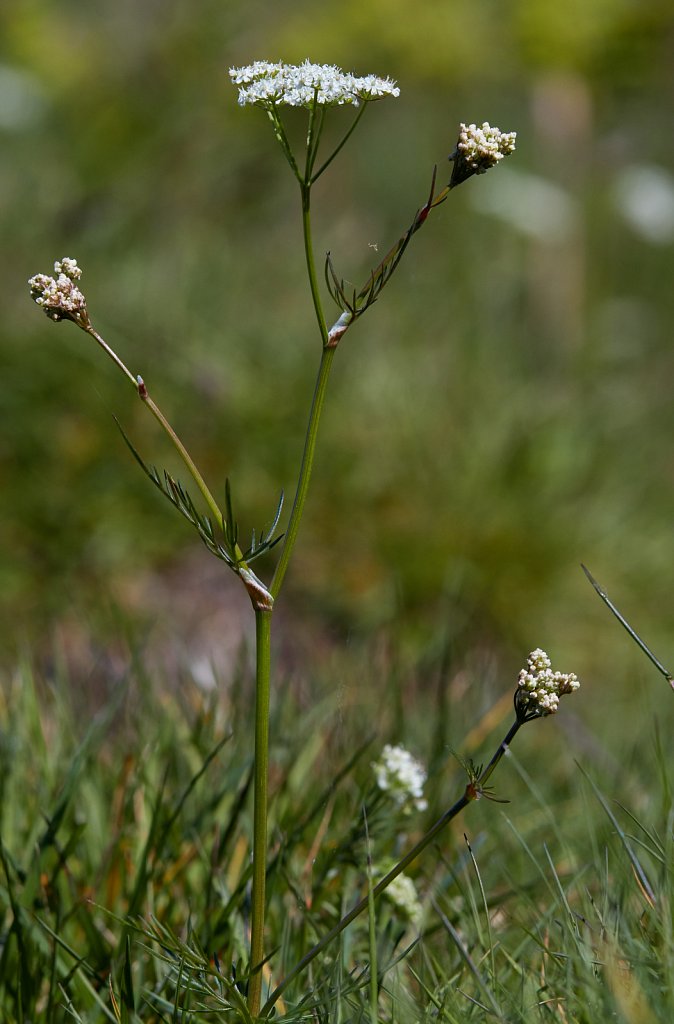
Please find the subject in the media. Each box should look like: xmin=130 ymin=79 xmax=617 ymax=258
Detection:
xmin=115 ymin=418 xmax=243 ymax=568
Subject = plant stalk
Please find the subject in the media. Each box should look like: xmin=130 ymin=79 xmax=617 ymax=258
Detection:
xmin=85 ymin=325 xmax=226 ymax=529
xmin=249 ymin=129 xmax=344 ymax=1008
xmin=248 ymin=607 xmax=273 ymax=1016
xmin=270 ymin=185 xmax=334 ymax=602
xmin=300 ymin=185 xmax=328 ymax=342
xmin=269 ymin=346 xmax=335 ymax=601
xmin=262 ymin=717 xmax=523 ymax=1014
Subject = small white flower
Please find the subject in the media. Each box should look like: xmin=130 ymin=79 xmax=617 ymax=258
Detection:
xmin=229 ymin=60 xmax=400 ymax=109
xmin=515 ymin=649 xmax=580 ymax=720
xmin=373 ymin=743 xmax=428 ymax=814
xmin=28 ymin=258 xmax=89 ymax=326
xmin=377 ymin=865 xmax=423 ymax=926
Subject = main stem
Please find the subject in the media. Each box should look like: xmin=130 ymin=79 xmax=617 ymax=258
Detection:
xmin=250 ymin=174 xmax=334 ymax=1011
xmin=248 ymin=608 xmax=272 ymax=1016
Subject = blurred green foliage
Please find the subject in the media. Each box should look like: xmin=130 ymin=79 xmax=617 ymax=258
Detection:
xmin=2 ymin=0 xmax=674 ymax=687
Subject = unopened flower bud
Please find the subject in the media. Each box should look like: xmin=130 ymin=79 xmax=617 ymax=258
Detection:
xmin=28 ymin=258 xmax=89 ymax=328
xmin=514 ymin=648 xmax=580 ymax=721
xmin=449 ymin=122 xmax=516 ymax=187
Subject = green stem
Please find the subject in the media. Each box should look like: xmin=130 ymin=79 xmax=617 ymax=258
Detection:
xmin=269 ymin=346 xmax=335 ymax=601
xmin=365 ymin=815 xmax=379 ymax=1023
xmin=269 ymin=185 xmax=335 ymax=601
xmin=304 ymin=97 xmax=323 ymax=182
xmin=311 ymin=103 xmax=368 ymax=183
xmin=142 ymin=393 xmax=224 ymax=527
xmin=248 ymin=608 xmax=273 ymax=1017
xmin=300 ymin=186 xmax=328 ymax=342
xmin=477 ymin=717 xmax=521 ymax=788
xmin=86 ymin=325 xmax=138 ymax=387
xmin=86 ymin=325 xmax=226 ymax=528
xmin=267 ymin=106 xmax=303 ymax=184
xmin=261 ymin=718 xmax=523 ymax=1015
xmin=262 ymin=790 xmax=470 ymax=1015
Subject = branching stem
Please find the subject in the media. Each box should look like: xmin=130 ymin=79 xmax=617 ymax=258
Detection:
xmin=262 ymin=718 xmax=523 ymax=1014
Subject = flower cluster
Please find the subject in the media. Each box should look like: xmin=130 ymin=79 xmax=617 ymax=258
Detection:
xmin=28 ymin=258 xmax=89 ymax=327
xmin=377 ymin=863 xmax=423 ymax=926
xmin=515 ymin=648 xmax=580 ymax=720
xmin=229 ymin=60 xmax=400 ymax=109
xmin=373 ymin=744 xmax=428 ymax=814
xmin=449 ymin=122 xmax=516 ymax=186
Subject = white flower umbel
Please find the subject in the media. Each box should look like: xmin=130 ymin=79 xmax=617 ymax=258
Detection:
xmin=28 ymin=258 xmax=89 ymax=328
xmin=450 ymin=122 xmax=516 ymax=187
xmin=373 ymin=743 xmax=428 ymax=814
xmin=229 ymin=60 xmax=400 ymax=108
xmin=376 ymin=862 xmax=423 ymax=927
xmin=515 ymin=648 xmax=580 ymax=721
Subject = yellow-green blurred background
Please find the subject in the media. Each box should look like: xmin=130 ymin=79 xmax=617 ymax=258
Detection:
xmin=3 ymin=0 xmax=674 ymax=703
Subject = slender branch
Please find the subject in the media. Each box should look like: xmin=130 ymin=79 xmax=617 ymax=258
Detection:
xmin=267 ymin=106 xmax=303 ymax=184
xmin=85 ymin=324 xmax=226 ymax=529
xmin=262 ymin=790 xmax=470 ymax=1014
xmin=85 ymin=324 xmax=138 ymax=387
xmin=269 ymin=346 xmax=335 ymax=600
xmin=262 ymin=718 xmax=523 ymax=1014
xmin=304 ymin=96 xmax=323 ymax=181
xmin=139 ymin=388 xmax=224 ymax=528
xmin=311 ymin=103 xmax=368 ymax=183
xmin=90 ymin=323 xmax=272 ymax=608
xmin=473 ymin=718 xmax=521 ymax=789
xmin=300 ymin=185 xmax=328 ymax=341
xmin=269 ymin=174 xmax=336 ymax=600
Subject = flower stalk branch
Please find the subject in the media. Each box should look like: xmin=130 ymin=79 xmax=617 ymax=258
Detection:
xmin=262 ymin=649 xmax=579 ymax=1015
xmin=28 ymin=260 xmax=275 ymax=614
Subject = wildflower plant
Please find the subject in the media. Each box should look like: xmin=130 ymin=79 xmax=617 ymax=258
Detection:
xmin=24 ymin=57 xmax=578 ymax=1018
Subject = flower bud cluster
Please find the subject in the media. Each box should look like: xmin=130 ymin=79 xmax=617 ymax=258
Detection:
xmin=28 ymin=258 xmax=89 ymax=327
xmin=515 ymin=648 xmax=580 ymax=719
xmin=373 ymin=743 xmax=428 ymax=814
xmin=450 ymin=122 xmax=516 ymax=186
xmin=229 ymin=60 xmax=400 ymax=108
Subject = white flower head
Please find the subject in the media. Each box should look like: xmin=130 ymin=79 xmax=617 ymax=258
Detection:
xmin=29 ymin=258 xmax=89 ymax=327
xmin=450 ymin=122 xmax=516 ymax=186
xmin=377 ymin=864 xmax=423 ymax=927
xmin=515 ymin=648 xmax=580 ymax=721
xmin=229 ymin=60 xmax=400 ymax=109
xmin=373 ymin=743 xmax=428 ymax=814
